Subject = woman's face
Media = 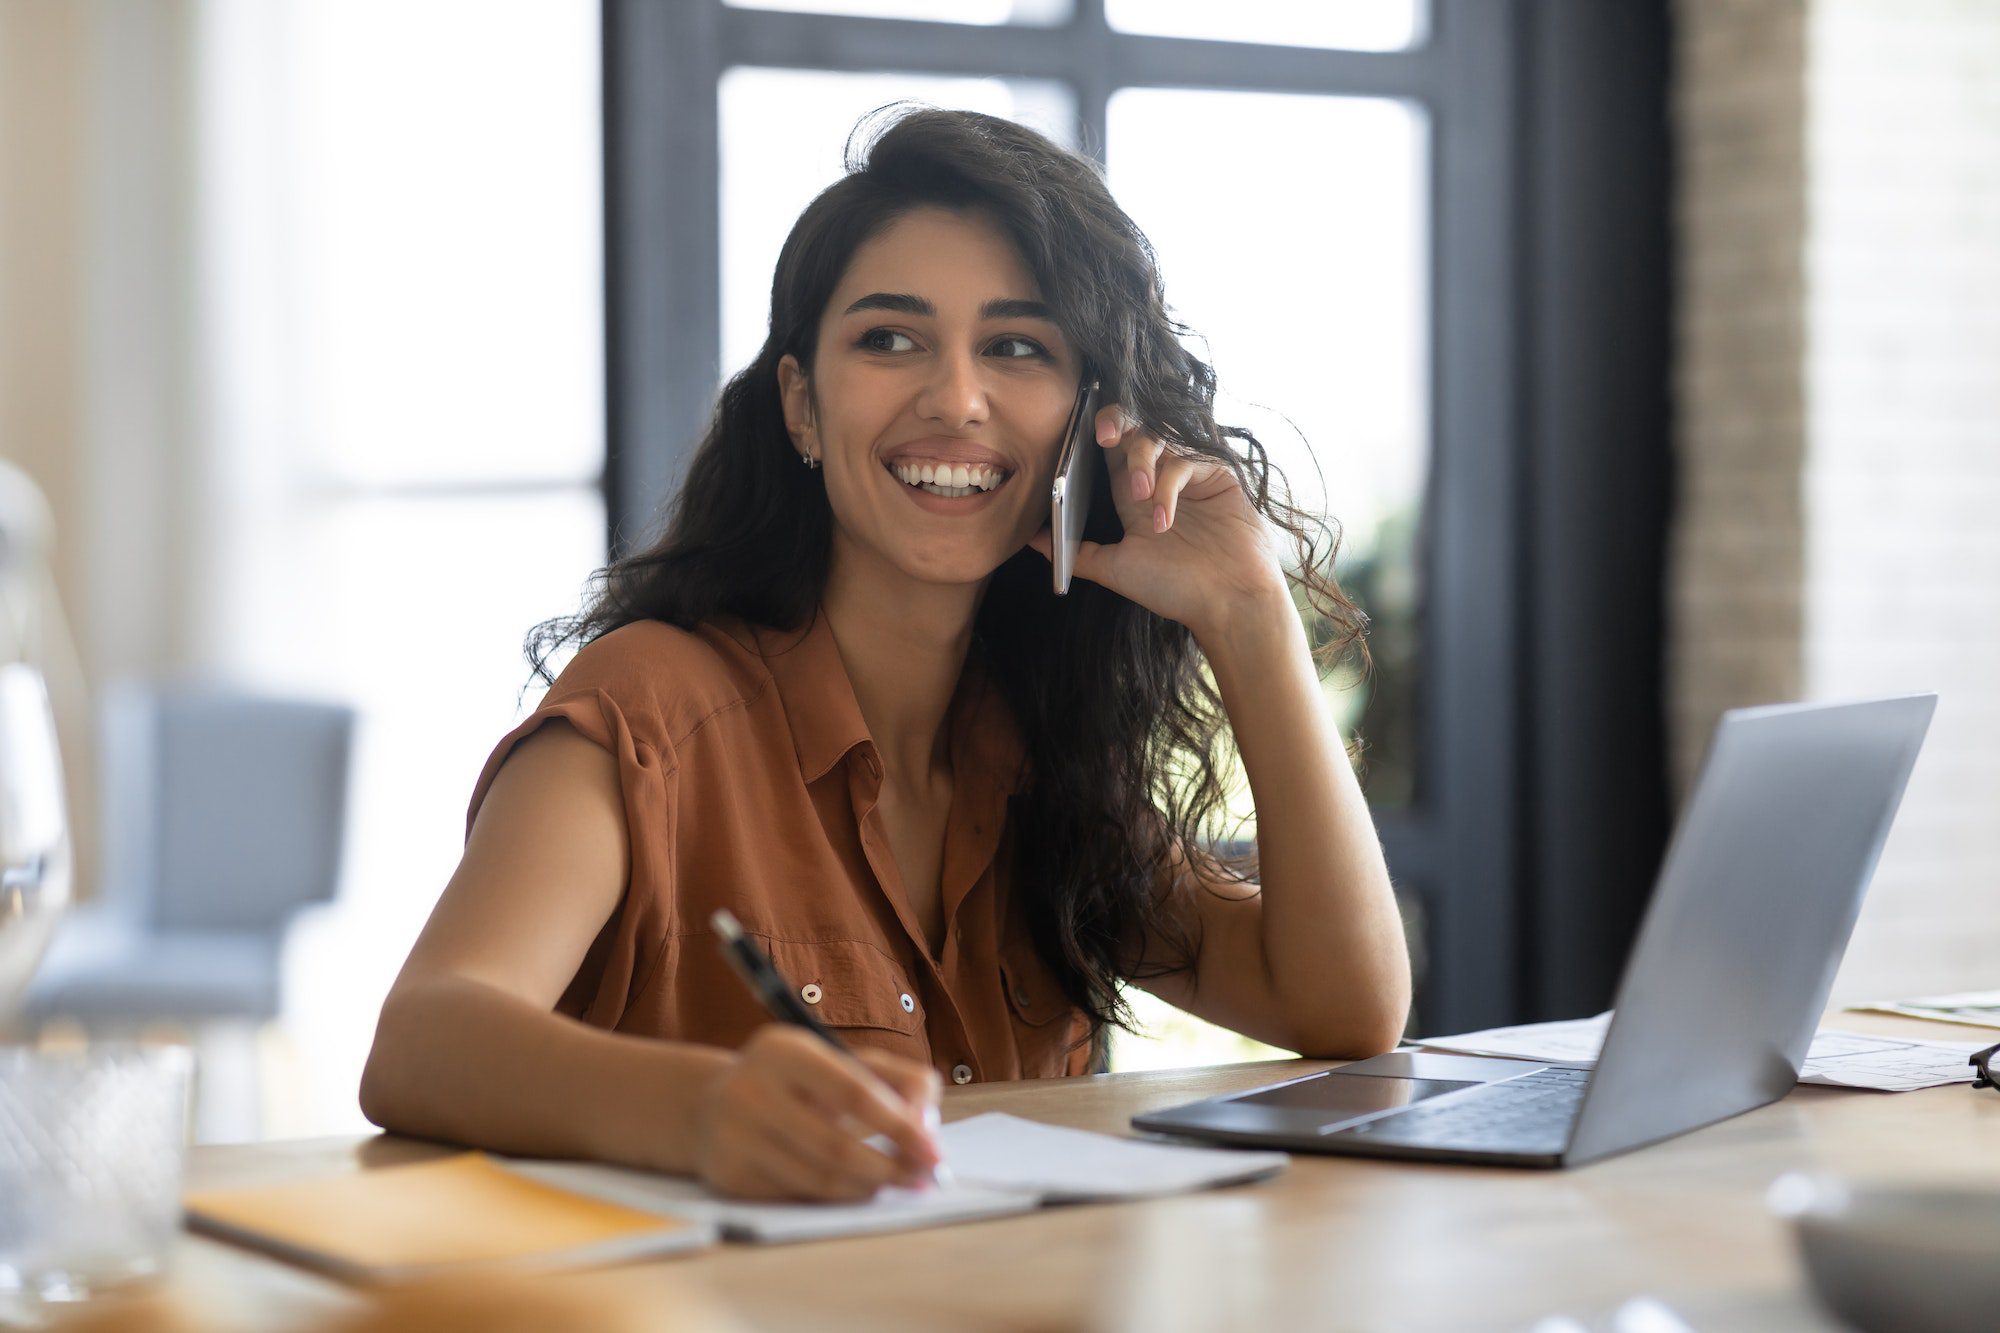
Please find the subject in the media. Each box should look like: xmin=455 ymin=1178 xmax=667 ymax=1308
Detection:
xmin=779 ymin=206 xmax=1083 ymax=592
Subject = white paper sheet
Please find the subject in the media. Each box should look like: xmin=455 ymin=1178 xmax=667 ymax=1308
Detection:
xmin=1416 ymin=1012 xmax=1985 ymax=1091
xmin=504 ymin=1111 xmax=1288 ymax=1244
xmin=940 ymin=1112 xmax=1288 ymax=1201
xmin=1846 ymin=989 xmax=2000 ymax=1031
xmin=504 ymin=1157 xmax=1037 ymax=1244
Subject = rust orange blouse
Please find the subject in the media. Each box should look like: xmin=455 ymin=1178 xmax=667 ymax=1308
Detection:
xmin=464 ymin=606 xmax=1092 ymax=1084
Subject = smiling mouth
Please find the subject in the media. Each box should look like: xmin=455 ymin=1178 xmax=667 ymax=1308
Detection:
xmin=883 ymin=460 xmax=1013 ymax=499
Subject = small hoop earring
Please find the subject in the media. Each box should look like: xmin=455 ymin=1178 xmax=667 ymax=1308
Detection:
xmin=801 ymin=451 xmax=819 ymax=470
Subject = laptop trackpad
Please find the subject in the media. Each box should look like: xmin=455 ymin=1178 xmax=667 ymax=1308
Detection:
xmin=1146 ymin=1051 xmax=1551 ymax=1139
xmin=1236 ymin=1073 xmax=1479 ymax=1129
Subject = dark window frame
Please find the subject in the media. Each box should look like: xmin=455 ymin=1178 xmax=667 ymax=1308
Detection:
xmin=601 ymin=0 xmax=1672 ymax=1035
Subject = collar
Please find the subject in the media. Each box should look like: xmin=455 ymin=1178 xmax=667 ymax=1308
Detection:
xmin=749 ymin=606 xmax=1030 ymax=795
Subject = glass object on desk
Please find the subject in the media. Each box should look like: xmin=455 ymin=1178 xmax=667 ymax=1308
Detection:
xmin=0 ymin=665 xmax=70 ymax=1029
xmin=0 ymin=1043 xmax=193 ymax=1303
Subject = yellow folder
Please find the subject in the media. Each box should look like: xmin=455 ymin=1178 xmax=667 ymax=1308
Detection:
xmin=184 ymin=1152 xmax=716 ymax=1283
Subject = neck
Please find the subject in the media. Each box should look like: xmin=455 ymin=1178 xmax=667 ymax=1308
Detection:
xmin=818 ymin=532 xmax=986 ymax=790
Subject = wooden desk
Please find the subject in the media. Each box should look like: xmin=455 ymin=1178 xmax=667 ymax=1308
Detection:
xmin=169 ymin=1012 xmax=2000 ymax=1333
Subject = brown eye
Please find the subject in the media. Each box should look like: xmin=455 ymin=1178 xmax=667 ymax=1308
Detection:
xmin=859 ymin=328 xmax=916 ymax=353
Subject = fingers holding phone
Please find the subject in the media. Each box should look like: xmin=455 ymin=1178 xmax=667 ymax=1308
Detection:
xmin=1095 ymin=402 xmax=1200 ymax=534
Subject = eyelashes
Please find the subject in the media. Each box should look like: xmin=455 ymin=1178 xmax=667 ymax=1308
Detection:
xmin=858 ymin=328 xmax=916 ymax=354
xmin=856 ymin=328 xmax=1052 ymax=361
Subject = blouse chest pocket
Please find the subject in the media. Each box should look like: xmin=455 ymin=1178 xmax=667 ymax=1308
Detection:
xmin=998 ymin=940 xmax=1082 ymax=1078
xmin=998 ymin=943 xmax=1069 ymax=1029
xmin=759 ymin=937 xmax=924 ymax=1036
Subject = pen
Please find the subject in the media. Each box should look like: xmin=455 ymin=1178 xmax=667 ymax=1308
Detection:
xmin=709 ymin=908 xmax=950 ymax=1188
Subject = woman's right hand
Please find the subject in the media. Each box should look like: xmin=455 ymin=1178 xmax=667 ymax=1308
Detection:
xmin=690 ymin=1025 xmax=945 ymax=1201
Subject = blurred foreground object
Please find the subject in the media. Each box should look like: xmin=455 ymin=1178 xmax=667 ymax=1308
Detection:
xmin=0 ymin=1042 xmax=192 ymax=1304
xmin=0 ymin=461 xmax=60 ymax=665
xmin=0 ymin=461 xmax=80 ymax=1032
xmin=0 ymin=664 xmax=71 ymax=1028
xmin=44 ymin=1268 xmax=746 ymax=1333
xmin=1771 ymin=1172 xmax=2000 ymax=1333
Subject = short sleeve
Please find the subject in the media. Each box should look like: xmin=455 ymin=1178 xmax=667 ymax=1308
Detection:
xmin=463 ymin=673 xmax=681 ymax=1031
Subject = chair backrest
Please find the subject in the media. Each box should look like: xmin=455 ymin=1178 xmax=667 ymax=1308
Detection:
xmin=98 ymin=680 xmax=355 ymax=934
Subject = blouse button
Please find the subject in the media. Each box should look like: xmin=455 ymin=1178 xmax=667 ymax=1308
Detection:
xmin=951 ymin=1063 xmax=974 ymax=1085
xmin=800 ymin=983 xmax=823 ymax=1005
xmin=900 ymin=993 xmax=916 ymax=1013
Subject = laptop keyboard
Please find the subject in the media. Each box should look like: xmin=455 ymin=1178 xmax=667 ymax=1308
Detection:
xmin=1331 ymin=1066 xmax=1590 ymax=1155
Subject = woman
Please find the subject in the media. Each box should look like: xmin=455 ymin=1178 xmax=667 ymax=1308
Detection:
xmin=359 ymin=105 xmax=1409 ymax=1202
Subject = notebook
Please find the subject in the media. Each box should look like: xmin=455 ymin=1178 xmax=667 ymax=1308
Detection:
xmin=183 ymin=1151 xmax=718 ymax=1283
xmin=187 ymin=1114 xmax=1288 ymax=1276
xmin=505 ymin=1112 xmax=1291 ymax=1244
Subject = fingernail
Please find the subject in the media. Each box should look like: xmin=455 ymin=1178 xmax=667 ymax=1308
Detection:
xmin=1153 ymin=504 xmax=1168 ymax=533
xmin=1133 ymin=470 xmax=1153 ymax=501
xmin=1096 ymin=418 xmax=1116 ymax=445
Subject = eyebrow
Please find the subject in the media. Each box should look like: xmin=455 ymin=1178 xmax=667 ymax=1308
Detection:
xmin=840 ymin=292 xmax=1057 ymax=323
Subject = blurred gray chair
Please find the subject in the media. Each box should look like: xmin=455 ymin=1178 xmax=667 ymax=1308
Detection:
xmin=24 ymin=680 xmax=353 ymax=1028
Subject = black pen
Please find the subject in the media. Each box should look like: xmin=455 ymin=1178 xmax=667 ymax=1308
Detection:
xmin=709 ymin=908 xmax=949 ymax=1187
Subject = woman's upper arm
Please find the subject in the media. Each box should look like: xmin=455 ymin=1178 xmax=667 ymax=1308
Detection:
xmin=390 ymin=718 xmax=631 ymax=1010
xmin=1125 ymin=829 xmax=1276 ymax=1034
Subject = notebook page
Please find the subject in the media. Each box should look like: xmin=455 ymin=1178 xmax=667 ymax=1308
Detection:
xmin=941 ymin=1113 xmax=1289 ymax=1202
xmin=504 ymin=1158 xmax=1037 ymax=1244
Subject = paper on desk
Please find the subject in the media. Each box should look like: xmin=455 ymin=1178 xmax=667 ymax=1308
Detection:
xmin=1846 ymin=988 xmax=2000 ymax=1031
xmin=504 ymin=1157 xmax=1037 ymax=1244
xmin=505 ymin=1112 xmax=1286 ymax=1244
xmin=941 ymin=1112 xmax=1288 ymax=1201
xmin=1416 ymin=1012 xmax=1985 ymax=1091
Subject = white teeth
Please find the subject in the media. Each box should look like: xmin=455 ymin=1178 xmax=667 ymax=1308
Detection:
xmin=889 ymin=460 xmax=1007 ymax=493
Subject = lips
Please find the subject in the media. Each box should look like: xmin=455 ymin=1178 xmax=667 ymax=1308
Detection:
xmin=880 ymin=438 xmax=1015 ymax=473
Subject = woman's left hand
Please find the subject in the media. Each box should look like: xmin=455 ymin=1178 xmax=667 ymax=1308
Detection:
xmin=1024 ymin=403 xmax=1291 ymax=641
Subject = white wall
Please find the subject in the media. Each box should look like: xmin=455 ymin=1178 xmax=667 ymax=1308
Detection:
xmin=1804 ymin=0 xmax=2000 ymax=999
xmin=1674 ymin=0 xmax=2000 ymax=1002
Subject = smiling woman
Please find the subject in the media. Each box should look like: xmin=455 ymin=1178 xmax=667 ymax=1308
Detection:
xmin=776 ymin=208 xmax=1078 ymax=574
xmin=358 ymin=103 xmax=1408 ymax=1205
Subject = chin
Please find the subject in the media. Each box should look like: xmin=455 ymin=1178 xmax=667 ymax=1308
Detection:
xmin=889 ymin=543 xmax=1012 ymax=589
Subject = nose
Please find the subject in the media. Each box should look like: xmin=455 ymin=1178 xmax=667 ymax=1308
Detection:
xmin=915 ymin=345 xmax=989 ymax=432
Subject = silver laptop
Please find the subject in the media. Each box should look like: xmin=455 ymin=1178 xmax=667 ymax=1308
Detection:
xmin=1133 ymin=694 xmax=1937 ymax=1168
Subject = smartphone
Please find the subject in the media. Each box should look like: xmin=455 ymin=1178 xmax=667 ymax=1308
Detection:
xmin=1050 ymin=378 xmax=1102 ymax=595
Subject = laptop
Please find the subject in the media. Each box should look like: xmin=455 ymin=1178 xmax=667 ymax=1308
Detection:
xmin=1133 ymin=694 xmax=1937 ymax=1168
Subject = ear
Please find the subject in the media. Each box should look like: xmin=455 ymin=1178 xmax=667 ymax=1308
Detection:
xmin=777 ymin=354 xmax=815 ymax=448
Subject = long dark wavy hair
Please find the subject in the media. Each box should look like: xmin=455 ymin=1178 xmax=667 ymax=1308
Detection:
xmin=530 ymin=103 xmax=1366 ymax=1043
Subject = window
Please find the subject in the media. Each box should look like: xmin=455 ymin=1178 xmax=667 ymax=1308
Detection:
xmin=613 ymin=0 xmax=1462 ymax=1071
xmin=200 ymin=0 xmax=606 ymax=1136
xmin=610 ymin=1 xmax=1675 ymax=1049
